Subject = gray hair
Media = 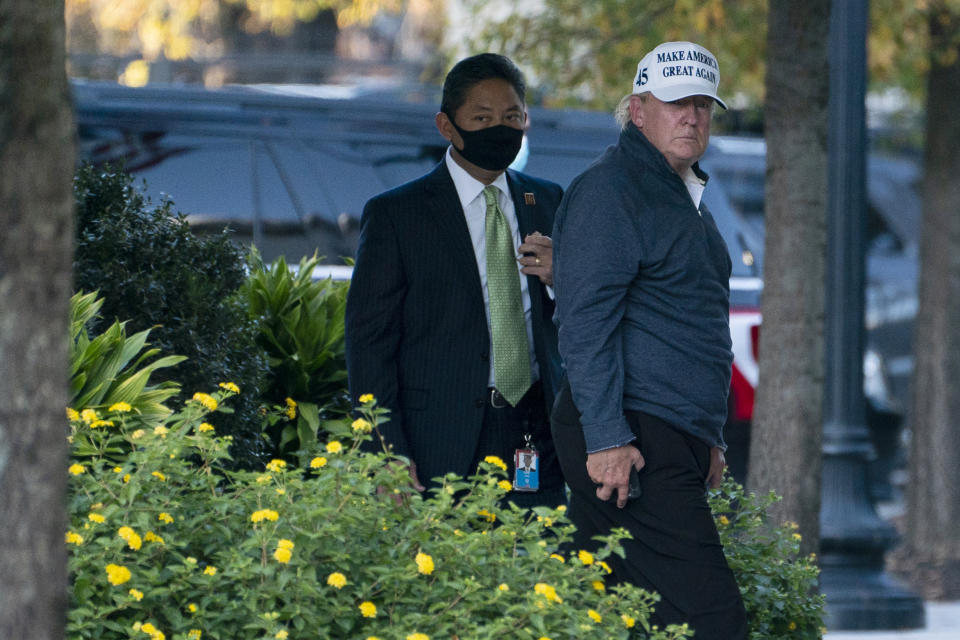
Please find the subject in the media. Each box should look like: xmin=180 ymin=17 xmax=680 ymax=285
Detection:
xmin=614 ymin=92 xmax=647 ymax=129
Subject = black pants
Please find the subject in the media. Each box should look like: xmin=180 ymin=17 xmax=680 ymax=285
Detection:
xmin=551 ymin=382 xmax=747 ymax=639
xmin=470 ymin=381 xmax=567 ymax=510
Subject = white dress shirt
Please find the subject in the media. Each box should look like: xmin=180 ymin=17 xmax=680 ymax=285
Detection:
xmin=444 ymin=148 xmax=540 ymax=387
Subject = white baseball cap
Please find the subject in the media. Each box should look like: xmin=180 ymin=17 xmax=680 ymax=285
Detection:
xmin=632 ymin=41 xmax=727 ymax=109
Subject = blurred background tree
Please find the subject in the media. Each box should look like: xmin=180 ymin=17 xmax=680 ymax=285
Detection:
xmin=458 ymin=0 xmax=767 ymax=113
xmin=64 ymin=0 xmax=443 ymax=85
xmin=894 ymin=0 xmax=960 ymax=599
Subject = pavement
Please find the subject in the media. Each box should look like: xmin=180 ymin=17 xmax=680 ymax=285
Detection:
xmin=824 ymin=601 xmax=960 ymax=639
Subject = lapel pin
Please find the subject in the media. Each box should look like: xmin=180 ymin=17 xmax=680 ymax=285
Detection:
xmin=524 ymin=192 xmax=536 ymax=205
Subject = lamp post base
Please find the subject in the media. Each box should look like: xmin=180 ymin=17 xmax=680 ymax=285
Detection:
xmin=821 ymin=561 xmax=926 ymax=631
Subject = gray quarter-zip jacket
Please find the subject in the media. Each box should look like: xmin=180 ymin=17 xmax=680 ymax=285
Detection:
xmin=552 ymin=122 xmax=733 ymax=452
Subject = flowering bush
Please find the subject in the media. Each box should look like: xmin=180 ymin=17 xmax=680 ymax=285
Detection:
xmin=710 ymin=483 xmax=825 ymax=638
xmin=66 ymin=392 xmax=692 ymax=640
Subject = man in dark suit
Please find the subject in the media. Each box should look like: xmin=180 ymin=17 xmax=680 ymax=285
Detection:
xmin=345 ymin=53 xmax=565 ymax=508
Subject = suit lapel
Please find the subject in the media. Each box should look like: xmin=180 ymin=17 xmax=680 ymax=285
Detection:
xmin=508 ymin=171 xmax=549 ymax=238
xmin=508 ymin=172 xmax=547 ymax=318
xmin=420 ymin=162 xmax=485 ymax=296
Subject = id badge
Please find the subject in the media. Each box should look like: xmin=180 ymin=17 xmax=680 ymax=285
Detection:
xmin=513 ymin=447 xmax=539 ymax=492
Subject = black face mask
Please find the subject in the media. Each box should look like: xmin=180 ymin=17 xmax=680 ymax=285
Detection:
xmin=450 ymin=121 xmax=524 ymax=171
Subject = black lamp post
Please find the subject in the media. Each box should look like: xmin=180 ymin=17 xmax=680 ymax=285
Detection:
xmin=819 ymin=0 xmax=924 ymax=629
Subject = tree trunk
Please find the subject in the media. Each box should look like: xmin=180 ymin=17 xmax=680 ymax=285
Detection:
xmin=899 ymin=4 xmax=960 ymax=600
xmin=0 ymin=1 xmax=75 ymax=638
xmin=747 ymin=0 xmax=830 ymax=555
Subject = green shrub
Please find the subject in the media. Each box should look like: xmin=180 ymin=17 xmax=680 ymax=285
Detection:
xmin=72 ymin=163 xmax=271 ymax=467
xmin=242 ymin=249 xmax=351 ymax=461
xmin=710 ymin=482 xmax=826 ymax=638
xmin=66 ymin=395 xmax=691 ymax=640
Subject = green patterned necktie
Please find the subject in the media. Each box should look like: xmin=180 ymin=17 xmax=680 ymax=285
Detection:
xmin=483 ymin=185 xmax=531 ymax=406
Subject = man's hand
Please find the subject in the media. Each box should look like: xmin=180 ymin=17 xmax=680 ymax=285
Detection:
xmin=519 ymin=232 xmax=553 ymax=286
xmin=586 ymin=444 xmax=645 ymax=508
xmin=379 ymin=460 xmax=425 ymax=504
xmin=405 ymin=460 xmax=426 ymax=492
xmin=706 ymin=446 xmax=726 ymax=489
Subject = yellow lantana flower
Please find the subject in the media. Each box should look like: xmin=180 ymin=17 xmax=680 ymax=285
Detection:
xmin=192 ymin=392 xmax=218 ymax=411
xmin=66 ymin=407 xmax=80 ymax=421
xmin=621 ymin=614 xmax=636 ymax=628
xmin=327 ymin=572 xmax=347 ymax=589
xmin=351 ymin=418 xmax=372 ymax=433
xmin=273 ymin=547 xmax=292 ymax=564
xmin=105 ymin=563 xmax=132 ymax=585
xmin=80 ymin=408 xmax=98 ymax=423
xmin=550 ymin=553 xmax=565 ymax=563
xmin=359 ymin=601 xmax=377 ymax=618
xmin=415 ymin=551 xmax=434 ymax=575
xmin=592 ymin=580 xmax=605 ymax=591
xmin=203 ymin=566 xmax=217 ymax=576
xmin=144 ymin=531 xmax=165 ymax=544
xmin=578 ymin=550 xmax=594 ymax=566
xmin=65 ymin=531 xmax=84 ymax=545
xmin=477 ymin=509 xmax=497 ymax=523
xmin=129 ymin=588 xmax=144 ymax=601
xmin=310 ymin=456 xmax=327 ymax=469
xmin=109 ymin=402 xmax=132 ymax=413
xmin=198 ymin=422 xmax=215 ymax=433
xmin=250 ymin=509 xmax=280 ymax=523
xmin=88 ymin=512 xmax=106 ymax=524
xmin=325 ymin=440 xmax=343 ymax=454
xmin=406 ymin=634 xmax=429 ymax=640
xmin=152 ymin=471 xmax=166 ymax=481
xmin=266 ymin=459 xmax=287 ymax=472
xmin=483 ymin=455 xmax=507 ymax=471
xmin=69 ymin=463 xmax=86 ymax=476
xmin=497 ymin=480 xmax=512 ymax=491
xmin=158 ymin=512 xmax=174 ymax=524
xmin=358 ymin=393 xmax=375 ymax=403
xmin=587 ymin=609 xmax=602 ymax=623
xmin=218 ymin=381 xmax=240 ymax=393
xmin=118 ymin=526 xmax=142 ymax=550
xmin=534 ymin=583 xmax=562 ymax=603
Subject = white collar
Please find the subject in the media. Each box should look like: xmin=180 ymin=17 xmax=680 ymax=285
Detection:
xmin=445 ymin=147 xmax=510 ymax=209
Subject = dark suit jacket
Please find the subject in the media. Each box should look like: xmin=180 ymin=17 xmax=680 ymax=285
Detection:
xmin=345 ymin=161 xmax=564 ymax=486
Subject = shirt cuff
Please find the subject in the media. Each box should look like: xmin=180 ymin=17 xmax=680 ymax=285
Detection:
xmin=582 ymin=416 xmax=636 ymax=454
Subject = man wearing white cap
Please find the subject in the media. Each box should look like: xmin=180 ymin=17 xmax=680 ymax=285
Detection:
xmin=550 ymin=41 xmax=748 ymax=638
